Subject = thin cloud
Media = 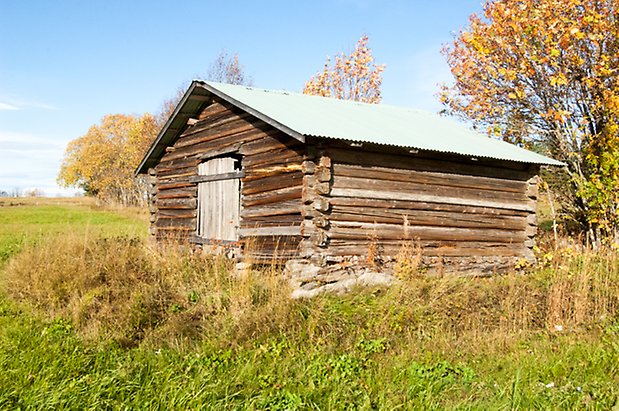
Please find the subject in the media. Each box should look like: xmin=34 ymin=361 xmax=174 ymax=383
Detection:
xmin=0 ymin=102 xmax=19 ymax=111
xmin=0 ymin=96 xmax=57 ymax=111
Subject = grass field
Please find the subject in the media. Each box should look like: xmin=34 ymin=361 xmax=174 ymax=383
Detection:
xmin=1 ymin=198 xmax=618 ymax=409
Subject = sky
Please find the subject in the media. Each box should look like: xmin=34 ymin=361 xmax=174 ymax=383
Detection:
xmin=0 ymin=0 xmax=483 ymax=196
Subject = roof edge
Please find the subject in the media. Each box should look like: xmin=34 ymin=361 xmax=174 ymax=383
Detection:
xmin=196 ymin=81 xmax=306 ymax=143
xmin=136 ymin=80 xmax=307 ymax=175
xmin=135 ymin=81 xmax=205 ymax=175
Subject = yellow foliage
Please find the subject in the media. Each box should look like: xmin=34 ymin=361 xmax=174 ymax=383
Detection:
xmin=441 ymin=0 xmax=619 ymax=240
xmin=303 ymin=35 xmax=385 ymax=104
xmin=58 ymin=113 xmax=158 ymax=206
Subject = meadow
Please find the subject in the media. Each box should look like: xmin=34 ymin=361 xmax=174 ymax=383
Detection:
xmin=0 ymin=198 xmax=618 ymax=409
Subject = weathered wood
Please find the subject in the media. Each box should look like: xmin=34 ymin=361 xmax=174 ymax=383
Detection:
xmin=157 ymin=198 xmax=197 ymax=209
xmin=155 ymin=226 xmax=195 ymax=232
xmin=329 ymin=208 xmax=526 ymax=230
xmin=329 ymin=197 xmax=530 ymax=217
xmin=161 ymin=126 xmax=266 ymax=162
xmin=239 ymin=226 xmax=302 ymax=236
xmin=156 ymin=157 xmax=200 ymax=172
xmin=158 ymin=209 xmax=197 ymax=219
xmin=156 ymin=217 xmax=196 ymax=228
xmin=333 ymin=163 xmax=527 ymax=193
xmin=189 ymin=170 xmax=245 ymax=184
xmin=197 ymin=142 xmax=243 ymax=160
xmin=242 ymin=215 xmax=303 ymax=227
xmin=197 ymin=157 xmax=240 ymax=241
xmin=327 ymin=242 xmax=526 ymax=257
xmin=243 ymin=171 xmax=303 ymax=195
xmin=147 ymin=96 xmax=542 ymax=268
xmin=158 ymin=181 xmax=194 ymax=191
xmin=177 ymin=113 xmax=254 ymax=146
xmin=301 ymin=160 xmax=316 ymax=174
xmin=313 ymin=197 xmax=330 ymax=212
xmin=198 ymin=102 xmax=230 ymax=120
xmin=239 ymin=133 xmax=302 ymax=156
xmin=330 ymin=187 xmax=534 ymax=212
xmin=240 ymin=200 xmax=301 ymax=218
xmin=157 ymin=169 xmax=196 ymax=181
xmin=328 ymin=221 xmax=527 ymax=243
xmin=243 ymin=186 xmax=303 ymax=207
xmin=333 ymin=175 xmax=525 ymax=203
xmin=157 ymin=187 xmax=197 ymax=199
xmin=242 ymin=147 xmax=305 ymax=168
xmin=327 ymin=147 xmax=534 ymax=181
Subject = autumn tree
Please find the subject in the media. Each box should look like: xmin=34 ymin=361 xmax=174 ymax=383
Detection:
xmin=158 ymin=50 xmax=253 ymax=125
xmin=441 ymin=0 xmax=619 ymax=244
xmin=58 ymin=113 xmax=158 ymax=206
xmin=303 ymin=35 xmax=386 ymax=103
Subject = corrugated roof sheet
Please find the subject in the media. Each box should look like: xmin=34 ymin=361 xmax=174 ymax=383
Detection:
xmin=200 ymin=81 xmax=563 ymax=166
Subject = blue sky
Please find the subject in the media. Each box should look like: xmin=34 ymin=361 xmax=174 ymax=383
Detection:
xmin=0 ymin=0 xmax=482 ymax=195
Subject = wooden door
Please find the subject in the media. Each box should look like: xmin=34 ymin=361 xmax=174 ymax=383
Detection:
xmin=197 ymin=157 xmax=241 ymax=241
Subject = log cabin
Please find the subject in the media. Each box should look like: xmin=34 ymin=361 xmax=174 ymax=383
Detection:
xmin=136 ymin=81 xmax=562 ymax=291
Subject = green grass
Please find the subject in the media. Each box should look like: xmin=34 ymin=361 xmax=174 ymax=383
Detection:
xmin=0 ymin=199 xmax=146 ymax=264
xmin=1 ymin=291 xmax=618 ymax=409
xmin=1 ymin=198 xmax=619 ymax=409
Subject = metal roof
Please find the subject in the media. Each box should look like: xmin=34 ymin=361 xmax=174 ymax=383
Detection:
xmin=137 ymin=80 xmax=563 ymax=174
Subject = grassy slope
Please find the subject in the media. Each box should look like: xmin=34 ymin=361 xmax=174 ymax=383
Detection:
xmin=0 ymin=199 xmax=618 ymax=409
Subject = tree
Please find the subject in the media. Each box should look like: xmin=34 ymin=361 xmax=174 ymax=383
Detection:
xmin=441 ymin=0 xmax=619 ymax=244
xmin=303 ymin=35 xmax=386 ymax=104
xmin=158 ymin=50 xmax=253 ymax=125
xmin=58 ymin=113 xmax=158 ymax=206
xmin=206 ymin=50 xmax=253 ymax=86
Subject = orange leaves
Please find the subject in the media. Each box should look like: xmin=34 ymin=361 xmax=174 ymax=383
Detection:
xmin=303 ymin=35 xmax=386 ymax=104
xmin=442 ymin=0 xmax=619 ymax=239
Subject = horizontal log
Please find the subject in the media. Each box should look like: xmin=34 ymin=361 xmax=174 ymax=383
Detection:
xmin=328 ymin=221 xmax=526 ymax=242
xmin=329 ymin=207 xmax=526 ymax=230
xmin=241 ymin=218 xmax=302 ymax=228
xmin=158 ymin=210 xmax=197 ymax=219
xmin=155 ymin=226 xmax=195 ymax=232
xmin=242 ymin=186 xmax=303 ymax=207
xmin=329 ymin=197 xmax=530 ymax=217
xmin=330 ymin=187 xmax=534 ymax=212
xmin=198 ymin=102 xmax=230 ymax=120
xmin=326 ymin=242 xmax=527 ymax=257
xmin=156 ymin=157 xmax=201 ymax=172
xmin=333 ymin=163 xmax=526 ymax=194
xmin=157 ymin=169 xmax=196 ymax=181
xmin=161 ymin=127 xmax=267 ymax=162
xmin=243 ymin=171 xmax=303 ymax=195
xmin=243 ymin=148 xmax=304 ymax=168
xmin=197 ymin=142 xmax=243 ymax=160
xmin=243 ymin=167 xmax=302 ymax=183
xmin=157 ymin=198 xmax=197 ymax=209
xmin=333 ymin=175 xmax=525 ymax=203
xmin=242 ymin=212 xmax=302 ymax=223
xmin=240 ymin=226 xmax=302 ymax=236
xmin=157 ymin=187 xmax=197 ymax=199
xmin=327 ymin=148 xmax=533 ymax=181
xmin=156 ymin=217 xmax=196 ymax=228
xmin=158 ymin=181 xmax=194 ymax=191
xmin=239 ymin=133 xmax=302 ymax=156
xmin=177 ymin=113 xmax=254 ymax=146
xmin=240 ymin=200 xmax=302 ymax=218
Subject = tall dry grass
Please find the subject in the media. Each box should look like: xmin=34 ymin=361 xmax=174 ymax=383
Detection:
xmin=2 ymin=233 xmax=619 ymax=351
xmin=1 ymin=233 xmax=295 ymax=347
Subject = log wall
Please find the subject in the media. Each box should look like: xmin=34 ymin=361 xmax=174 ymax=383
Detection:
xmin=298 ymin=140 xmax=539 ymax=272
xmin=148 ymin=100 xmax=304 ymax=261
